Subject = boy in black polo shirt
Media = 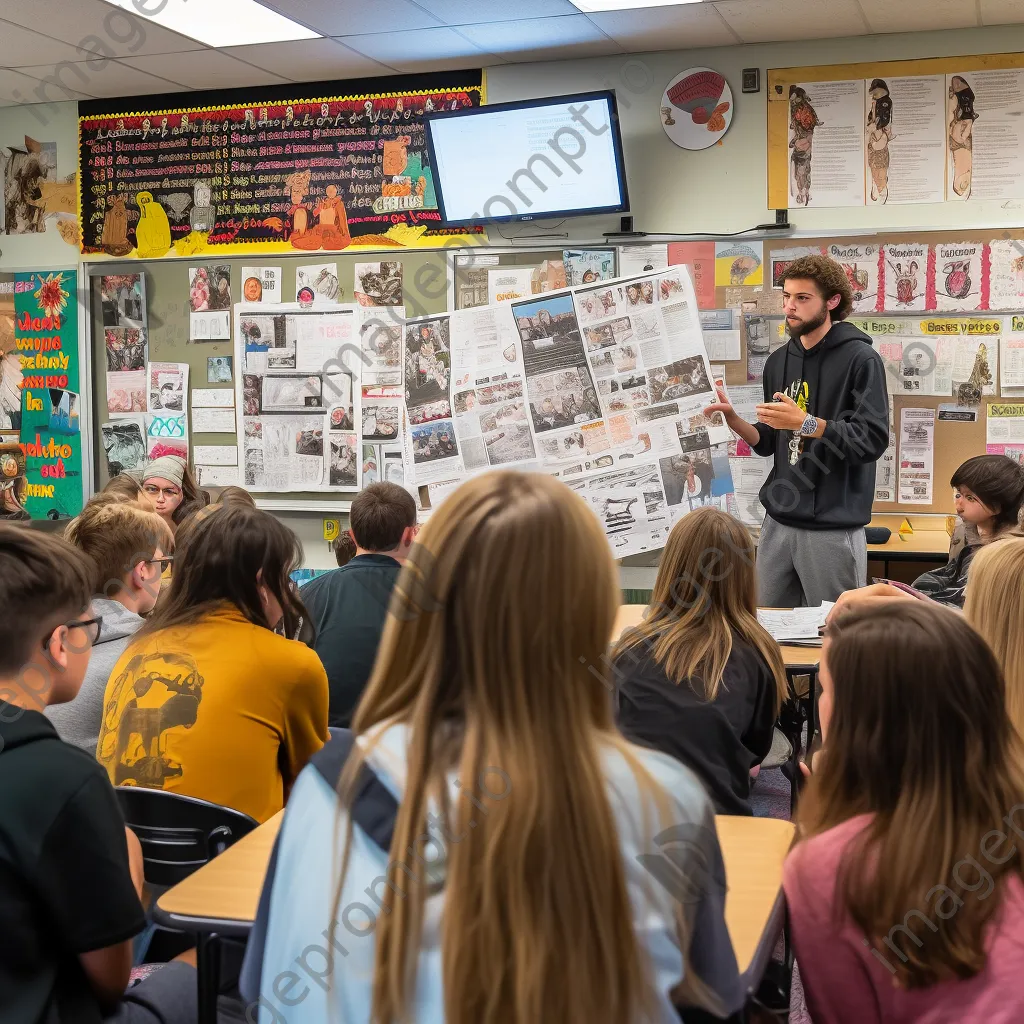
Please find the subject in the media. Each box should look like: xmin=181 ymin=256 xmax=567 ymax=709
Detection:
xmin=0 ymin=524 xmax=196 ymax=1023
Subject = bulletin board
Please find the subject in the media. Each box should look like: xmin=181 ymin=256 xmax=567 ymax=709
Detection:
xmin=87 ymin=252 xmax=449 ymax=506
xmin=767 ymin=51 xmax=1024 ymax=211
xmin=759 ymin=229 xmax=1024 ymax=517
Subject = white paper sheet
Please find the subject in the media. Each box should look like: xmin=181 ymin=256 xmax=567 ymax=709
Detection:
xmin=191 ymin=407 xmax=237 ymax=433
xmin=865 ymin=75 xmax=946 ymax=206
xmin=191 ymin=388 xmax=234 ymax=408
xmin=789 ymin=80 xmax=865 ymax=208
xmin=898 ymin=407 xmax=935 ymax=504
xmin=617 ymin=245 xmax=669 ymax=276
xmin=189 ymin=311 xmax=230 ymax=341
xmin=196 ymin=465 xmax=241 ymax=487
xmin=1000 ymin=336 xmax=1024 ymax=389
xmin=487 ymin=268 xmax=533 ymax=305
xmin=241 ymin=266 xmax=281 ymax=303
xmin=987 ymin=403 xmax=1024 ymax=445
xmin=193 ymin=445 xmax=238 ymax=466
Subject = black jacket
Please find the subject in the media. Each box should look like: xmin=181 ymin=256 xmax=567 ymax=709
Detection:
xmin=614 ymin=636 xmax=778 ymax=815
xmin=752 ymin=321 xmax=889 ymax=529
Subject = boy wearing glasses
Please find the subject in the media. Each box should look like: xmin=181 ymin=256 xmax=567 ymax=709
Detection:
xmin=46 ymin=502 xmax=173 ymax=753
xmin=0 ymin=524 xmax=196 ymax=1023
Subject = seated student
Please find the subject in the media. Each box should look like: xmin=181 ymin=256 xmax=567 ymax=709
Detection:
xmin=241 ymin=472 xmax=743 ymax=1023
xmin=906 ymin=455 xmax=1023 ymax=606
xmin=46 ymin=502 xmax=172 ymax=753
xmin=785 ymin=601 xmax=1024 ymax=1023
xmin=215 ymin=485 xmax=256 ymax=508
xmin=300 ymin=482 xmax=418 ymax=728
xmin=101 ymin=470 xmax=153 ymax=507
xmin=0 ymin=524 xmax=197 ymax=1024
xmin=964 ymin=536 xmax=1024 ymax=737
xmin=141 ymin=455 xmax=209 ymax=534
xmin=613 ymin=506 xmax=788 ymax=815
xmin=333 ymin=529 xmax=357 ymax=568
xmin=96 ymin=504 xmax=329 ymax=822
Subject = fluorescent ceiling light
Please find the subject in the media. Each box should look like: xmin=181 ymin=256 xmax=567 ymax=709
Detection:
xmin=99 ymin=0 xmax=320 ymax=47
xmin=571 ymin=0 xmax=703 ymax=10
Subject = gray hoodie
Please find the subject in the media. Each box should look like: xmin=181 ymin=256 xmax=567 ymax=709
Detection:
xmin=44 ymin=597 xmax=144 ymax=755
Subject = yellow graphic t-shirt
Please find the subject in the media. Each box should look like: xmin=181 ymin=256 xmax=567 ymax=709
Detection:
xmin=97 ymin=604 xmax=328 ymax=822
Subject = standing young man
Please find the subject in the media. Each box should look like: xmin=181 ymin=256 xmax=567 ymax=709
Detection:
xmin=706 ymin=255 xmax=889 ymax=605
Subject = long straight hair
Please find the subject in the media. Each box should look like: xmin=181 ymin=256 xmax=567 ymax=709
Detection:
xmin=613 ymin=506 xmax=787 ymax=712
xmin=335 ymin=471 xmax=692 ymax=1024
xmin=131 ymin=503 xmax=307 ymax=641
xmin=798 ymin=602 xmax=1024 ymax=988
xmin=965 ymin=535 xmax=1024 ymax=737
xmin=172 ymin=462 xmax=210 ymax=527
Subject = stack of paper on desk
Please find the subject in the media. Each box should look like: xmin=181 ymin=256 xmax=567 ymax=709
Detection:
xmin=757 ymin=602 xmax=835 ymax=646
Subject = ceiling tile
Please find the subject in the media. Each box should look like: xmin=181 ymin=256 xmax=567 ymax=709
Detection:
xmin=15 ymin=60 xmax=186 ymax=100
xmin=341 ymin=27 xmax=497 ymax=73
xmin=222 ymin=38 xmax=396 ymax=80
xmin=0 ymin=66 xmax=90 ymax=105
xmin=0 ymin=19 xmax=102 ymax=67
xmin=0 ymin=0 xmax=201 ymax=57
xmin=260 ymin=0 xmax=442 ymax=35
xmin=456 ymin=15 xmax=623 ymax=62
xmin=712 ymin=0 xmax=867 ymax=43
xmin=980 ymin=0 xmax=1024 ymax=26
xmin=410 ymin=0 xmax=581 ymax=25
xmin=587 ymin=4 xmax=738 ymax=51
xmin=858 ymin=0 xmax=978 ymax=33
xmin=117 ymin=50 xmax=291 ymax=91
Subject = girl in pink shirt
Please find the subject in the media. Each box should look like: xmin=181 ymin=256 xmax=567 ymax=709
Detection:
xmin=785 ymin=601 xmax=1024 ymax=1024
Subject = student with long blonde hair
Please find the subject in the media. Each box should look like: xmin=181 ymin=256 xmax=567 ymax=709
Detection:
xmin=614 ymin=506 xmax=788 ymax=814
xmin=241 ymin=471 xmax=742 ymax=1024
xmin=786 ymin=602 xmax=1024 ymax=1021
xmin=964 ymin=535 xmax=1024 ymax=737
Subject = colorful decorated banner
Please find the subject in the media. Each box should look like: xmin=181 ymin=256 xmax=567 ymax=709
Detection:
xmin=78 ymin=72 xmax=484 ymax=259
xmin=13 ymin=271 xmax=83 ymax=520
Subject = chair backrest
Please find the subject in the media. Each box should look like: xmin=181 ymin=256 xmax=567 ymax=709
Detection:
xmin=116 ymin=787 xmax=259 ymax=887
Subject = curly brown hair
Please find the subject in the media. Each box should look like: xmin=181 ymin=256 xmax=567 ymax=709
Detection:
xmin=780 ymin=254 xmax=853 ymax=321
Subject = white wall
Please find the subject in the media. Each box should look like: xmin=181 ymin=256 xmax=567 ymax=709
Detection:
xmin=0 ymin=99 xmax=80 ymax=270
xmin=5 ymin=21 xmax=1024 ymax=574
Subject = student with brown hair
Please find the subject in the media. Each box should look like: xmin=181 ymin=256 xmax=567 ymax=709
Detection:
xmin=141 ymin=455 xmax=208 ymax=532
xmin=97 ymin=504 xmax=328 ymax=822
xmin=0 ymin=524 xmax=197 ymax=1023
xmin=46 ymin=501 xmax=172 ymax=752
xmin=706 ymin=254 xmax=889 ymax=606
xmin=300 ymin=481 xmax=418 ymax=728
xmin=100 ymin=471 xmax=153 ymax=507
xmin=215 ymin=485 xmax=256 ymax=507
xmin=241 ymin=472 xmax=742 ymax=1023
xmin=613 ymin=506 xmax=788 ymax=814
xmin=786 ymin=601 xmax=1024 ymax=1021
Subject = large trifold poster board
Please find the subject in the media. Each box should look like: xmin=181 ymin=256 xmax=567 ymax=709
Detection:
xmin=768 ymin=52 xmax=1024 ymax=209
xmin=234 ymin=267 xmax=738 ymax=557
xmin=77 ymin=71 xmax=484 ymax=259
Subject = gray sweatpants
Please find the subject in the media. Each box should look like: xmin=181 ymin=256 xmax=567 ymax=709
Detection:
xmin=757 ymin=516 xmax=867 ymax=607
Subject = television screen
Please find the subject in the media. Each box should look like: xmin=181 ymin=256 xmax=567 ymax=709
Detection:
xmin=425 ymin=91 xmax=629 ymax=227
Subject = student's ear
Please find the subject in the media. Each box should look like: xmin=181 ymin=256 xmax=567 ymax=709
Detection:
xmin=43 ymin=624 xmax=70 ymax=670
xmin=402 ymin=525 xmax=417 ymax=548
xmin=827 ymin=292 xmax=842 ymax=311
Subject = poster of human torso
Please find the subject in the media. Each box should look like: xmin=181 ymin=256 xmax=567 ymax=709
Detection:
xmin=78 ymin=73 xmax=483 ymax=258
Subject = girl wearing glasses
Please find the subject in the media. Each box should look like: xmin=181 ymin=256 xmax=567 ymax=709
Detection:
xmin=141 ymin=455 xmax=209 ymax=534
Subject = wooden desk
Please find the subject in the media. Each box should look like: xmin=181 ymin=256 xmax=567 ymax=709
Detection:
xmin=867 ymin=528 xmax=950 ymax=577
xmin=155 ymin=810 xmax=794 ymax=982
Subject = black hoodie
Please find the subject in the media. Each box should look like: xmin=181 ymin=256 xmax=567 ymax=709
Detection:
xmin=751 ymin=320 xmax=889 ymax=529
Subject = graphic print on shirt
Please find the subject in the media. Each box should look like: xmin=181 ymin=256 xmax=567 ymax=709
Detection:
xmin=785 ymin=379 xmax=809 ymax=412
xmin=97 ymin=651 xmax=204 ymax=787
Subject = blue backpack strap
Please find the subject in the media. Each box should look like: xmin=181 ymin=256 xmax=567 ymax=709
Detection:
xmin=310 ymin=727 xmax=399 ymax=854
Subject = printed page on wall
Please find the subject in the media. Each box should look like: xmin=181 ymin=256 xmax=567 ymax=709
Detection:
xmin=864 ymin=76 xmax=946 ymax=206
xmin=235 ymin=303 xmax=365 ymax=492
xmin=946 ymin=70 xmax=1024 ymax=202
xmin=787 ymin=80 xmax=865 ymax=208
xmin=898 ymin=407 xmax=935 ymax=504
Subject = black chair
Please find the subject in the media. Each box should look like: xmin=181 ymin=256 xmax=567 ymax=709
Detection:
xmin=116 ymin=787 xmax=259 ymax=887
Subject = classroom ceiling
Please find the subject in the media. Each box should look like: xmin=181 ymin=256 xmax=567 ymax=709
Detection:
xmin=0 ymin=0 xmax=1023 ymax=105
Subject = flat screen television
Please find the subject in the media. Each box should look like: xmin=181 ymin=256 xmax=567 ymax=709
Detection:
xmin=424 ymin=90 xmax=629 ymax=227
